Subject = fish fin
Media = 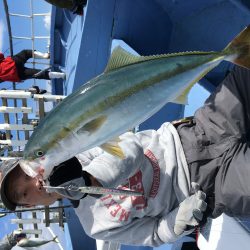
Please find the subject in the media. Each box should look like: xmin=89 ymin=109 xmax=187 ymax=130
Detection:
xmin=223 ymin=25 xmax=250 ymax=69
xmin=104 ymin=46 xmax=141 ymax=72
xmin=101 ymin=138 xmax=125 ymax=159
xmin=172 ymin=65 xmax=215 ymax=105
xmin=77 ymin=116 xmax=107 ymax=134
xmin=172 ymin=83 xmax=195 ymax=104
xmin=53 ymin=236 xmax=59 ymax=243
xmin=105 ymin=46 xmax=216 ymax=73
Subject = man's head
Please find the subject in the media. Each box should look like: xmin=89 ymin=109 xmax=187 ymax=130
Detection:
xmin=0 ymin=159 xmax=61 ymax=210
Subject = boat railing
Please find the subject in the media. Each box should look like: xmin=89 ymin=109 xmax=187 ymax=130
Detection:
xmin=3 ymin=0 xmax=51 ymax=70
xmin=0 ymin=89 xmax=65 ymax=160
xmin=1 ymin=0 xmax=65 ymax=160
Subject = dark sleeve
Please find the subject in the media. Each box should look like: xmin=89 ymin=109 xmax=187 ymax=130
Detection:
xmin=48 ymin=157 xmax=83 ymax=186
xmin=0 ymin=52 xmax=4 ymax=61
xmin=48 ymin=157 xmax=91 ymax=208
xmin=0 ymin=53 xmax=4 ymax=83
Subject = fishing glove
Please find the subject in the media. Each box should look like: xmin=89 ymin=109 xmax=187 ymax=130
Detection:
xmin=48 ymin=157 xmax=91 ymax=205
xmin=174 ymin=182 xmax=207 ymax=236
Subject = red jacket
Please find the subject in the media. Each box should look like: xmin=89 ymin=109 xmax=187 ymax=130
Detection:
xmin=0 ymin=52 xmax=21 ymax=82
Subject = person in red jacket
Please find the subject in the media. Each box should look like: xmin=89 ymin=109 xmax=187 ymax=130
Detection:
xmin=0 ymin=49 xmax=66 ymax=83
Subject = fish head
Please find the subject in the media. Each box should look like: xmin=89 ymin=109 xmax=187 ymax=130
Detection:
xmin=20 ymin=143 xmax=73 ymax=179
xmin=17 ymin=238 xmax=29 ymax=246
xmin=20 ymin=111 xmax=109 ymax=178
xmin=20 ymin=126 xmax=74 ymax=179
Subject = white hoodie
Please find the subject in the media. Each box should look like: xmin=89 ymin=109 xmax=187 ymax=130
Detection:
xmin=74 ymin=122 xmax=191 ymax=247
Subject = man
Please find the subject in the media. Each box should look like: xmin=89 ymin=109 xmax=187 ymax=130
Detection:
xmin=0 ymin=50 xmax=65 ymax=83
xmin=0 ymin=145 xmax=206 ymax=247
xmin=1 ymin=65 xmax=250 ymax=246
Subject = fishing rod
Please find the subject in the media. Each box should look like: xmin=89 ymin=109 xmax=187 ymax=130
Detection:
xmin=44 ymin=185 xmax=144 ymax=197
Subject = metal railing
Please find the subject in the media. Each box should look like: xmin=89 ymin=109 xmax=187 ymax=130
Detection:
xmin=0 ymin=5 xmax=67 ymax=247
xmin=3 ymin=0 xmax=51 ymax=69
xmin=0 ymin=89 xmax=65 ymax=158
xmin=1 ymin=0 xmax=62 ymax=157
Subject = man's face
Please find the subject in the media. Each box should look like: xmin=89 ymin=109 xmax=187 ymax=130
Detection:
xmin=7 ymin=166 xmax=60 ymax=207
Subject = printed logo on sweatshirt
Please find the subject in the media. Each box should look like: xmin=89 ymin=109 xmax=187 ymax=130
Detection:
xmin=100 ymin=172 xmax=147 ymax=222
xmin=100 ymin=149 xmax=160 ymax=222
xmin=100 ymin=194 xmax=131 ymax=221
xmin=128 ymin=171 xmax=147 ymax=210
xmin=145 ymin=149 xmax=160 ymax=198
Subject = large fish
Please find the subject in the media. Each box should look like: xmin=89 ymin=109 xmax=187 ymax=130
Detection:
xmin=20 ymin=26 xmax=250 ymax=178
xmin=0 ymin=213 xmax=6 ymax=218
xmin=17 ymin=236 xmax=59 ymax=248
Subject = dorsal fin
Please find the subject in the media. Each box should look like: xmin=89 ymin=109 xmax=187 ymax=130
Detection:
xmin=104 ymin=47 xmax=141 ymax=72
xmin=104 ymin=46 xmax=218 ymax=73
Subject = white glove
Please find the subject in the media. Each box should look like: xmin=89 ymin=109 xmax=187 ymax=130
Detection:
xmin=174 ymin=182 xmax=207 ymax=236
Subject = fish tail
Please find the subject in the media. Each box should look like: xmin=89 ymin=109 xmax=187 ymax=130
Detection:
xmin=53 ymin=236 xmax=59 ymax=243
xmin=223 ymin=25 xmax=250 ymax=69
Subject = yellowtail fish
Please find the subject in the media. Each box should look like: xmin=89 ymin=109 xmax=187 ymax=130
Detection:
xmin=17 ymin=236 xmax=59 ymax=248
xmin=20 ymin=26 xmax=250 ymax=178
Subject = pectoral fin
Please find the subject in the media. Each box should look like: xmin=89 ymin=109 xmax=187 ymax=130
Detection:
xmin=77 ymin=116 xmax=107 ymax=134
xmin=101 ymin=138 xmax=125 ymax=159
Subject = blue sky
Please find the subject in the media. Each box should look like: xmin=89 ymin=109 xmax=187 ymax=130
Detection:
xmin=184 ymin=84 xmax=209 ymax=117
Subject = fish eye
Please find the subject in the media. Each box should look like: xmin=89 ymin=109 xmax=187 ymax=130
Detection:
xmin=35 ymin=150 xmax=44 ymax=157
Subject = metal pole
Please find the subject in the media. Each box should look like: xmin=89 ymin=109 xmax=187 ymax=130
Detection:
xmin=11 ymin=218 xmax=41 ymax=224
xmin=0 ymin=90 xmax=65 ymax=100
xmin=0 ymin=205 xmax=72 ymax=214
xmin=30 ymin=0 xmax=35 ymax=59
xmin=2 ymin=0 xmax=13 ymax=56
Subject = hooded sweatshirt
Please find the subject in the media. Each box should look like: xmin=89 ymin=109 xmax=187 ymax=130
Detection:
xmin=73 ymin=122 xmax=191 ymax=247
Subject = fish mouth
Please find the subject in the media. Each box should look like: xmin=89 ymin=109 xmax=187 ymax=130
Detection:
xmin=19 ymin=159 xmax=42 ymax=178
